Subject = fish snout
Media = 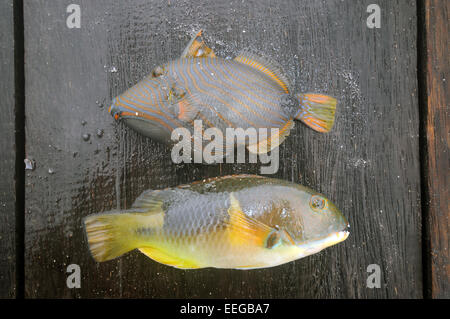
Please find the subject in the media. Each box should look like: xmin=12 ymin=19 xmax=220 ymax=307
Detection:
xmin=108 ymin=98 xmax=122 ymax=121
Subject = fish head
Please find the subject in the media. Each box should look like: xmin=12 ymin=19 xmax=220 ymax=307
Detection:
xmin=286 ymin=188 xmax=349 ymax=257
xmin=108 ymin=72 xmax=185 ymax=143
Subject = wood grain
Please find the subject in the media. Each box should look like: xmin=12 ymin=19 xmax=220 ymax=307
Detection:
xmin=24 ymin=0 xmax=422 ymax=298
xmin=0 ymin=0 xmax=16 ymax=299
xmin=421 ymin=0 xmax=449 ymax=299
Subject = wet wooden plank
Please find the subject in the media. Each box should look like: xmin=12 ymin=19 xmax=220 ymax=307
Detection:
xmin=0 ymin=0 xmax=16 ymax=299
xmin=421 ymin=0 xmax=449 ymax=299
xmin=25 ymin=0 xmax=422 ymax=298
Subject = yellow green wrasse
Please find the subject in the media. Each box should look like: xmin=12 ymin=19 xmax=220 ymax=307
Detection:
xmin=84 ymin=175 xmax=349 ymax=269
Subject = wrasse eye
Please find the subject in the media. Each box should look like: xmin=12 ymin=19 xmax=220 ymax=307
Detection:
xmin=152 ymin=66 xmax=164 ymax=77
xmin=310 ymin=195 xmax=327 ymax=211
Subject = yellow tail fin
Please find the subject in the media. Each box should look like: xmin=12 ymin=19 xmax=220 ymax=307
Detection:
xmin=84 ymin=209 xmax=164 ymax=262
xmin=294 ymin=93 xmax=337 ymax=133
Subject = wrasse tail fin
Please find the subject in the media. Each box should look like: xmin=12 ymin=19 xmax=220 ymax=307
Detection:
xmin=295 ymin=93 xmax=337 ymax=133
xmin=181 ymin=30 xmax=216 ymax=58
xmin=84 ymin=209 xmax=164 ymax=262
xmin=235 ymin=49 xmax=292 ymax=94
xmin=247 ymin=120 xmax=294 ymax=154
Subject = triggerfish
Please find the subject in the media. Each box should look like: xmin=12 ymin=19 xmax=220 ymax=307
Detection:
xmin=109 ymin=31 xmax=337 ymax=154
xmin=84 ymin=175 xmax=349 ymax=269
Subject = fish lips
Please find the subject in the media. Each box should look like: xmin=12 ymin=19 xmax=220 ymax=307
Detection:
xmin=108 ymin=103 xmax=172 ymax=143
xmin=297 ymin=223 xmax=350 ymax=257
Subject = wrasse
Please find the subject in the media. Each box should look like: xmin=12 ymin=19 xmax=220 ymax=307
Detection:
xmin=84 ymin=175 xmax=349 ymax=269
xmin=109 ymin=31 xmax=337 ymax=154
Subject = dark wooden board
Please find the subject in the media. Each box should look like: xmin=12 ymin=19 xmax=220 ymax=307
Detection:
xmin=422 ymin=0 xmax=449 ymax=299
xmin=24 ymin=0 xmax=422 ymax=298
xmin=0 ymin=0 xmax=16 ymax=299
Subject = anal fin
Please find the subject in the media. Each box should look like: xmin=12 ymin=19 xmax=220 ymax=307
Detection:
xmin=247 ymin=120 xmax=294 ymax=154
xmin=138 ymin=247 xmax=201 ymax=269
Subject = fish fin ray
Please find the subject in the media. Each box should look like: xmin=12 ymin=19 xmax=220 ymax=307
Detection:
xmin=181 ymin=30 xmax=216 ymax=58
xmin=247 ymin=120 xmax=294 ymax=154
xmin=84 ymin=210 xmax=164 ymax=262
xmin=294 ymin=93 xmax=337 ymax=133
xmin=226 ymin=193 xmax=274 ymax=247
xmin=138 ymin=247 xmax=201 ymax=269
xmin=234 ymin=49 xmax=292 ymax=93
xmin=174 ymin=94 xmax=200 ymax=122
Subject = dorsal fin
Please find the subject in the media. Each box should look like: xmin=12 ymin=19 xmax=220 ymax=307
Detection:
xmin=181 ymin=30 xmax=216 ymax=58
xmin=234 ymin=50 xmax=291 ymax=93
xmin=132 ymin=189 xmax=174 ymax=212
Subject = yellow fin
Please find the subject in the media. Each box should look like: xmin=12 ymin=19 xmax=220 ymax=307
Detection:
xmin=181 ymin=30 xmax=216 ymax=58
xmin=175 ymin=94 xmax=200 ymax=122
xmin=235 ymin=50 xmax=291 ymax=93
xmin=138 ymin=247 xmax=201 ymax=269
xmin=84 ymin=209 xmax=164 ymax=262
xmin=226 ymin=193 xmax=274 ymax=247
xmin=295 ymin=93 xmax=337 ymax=133
xmin=247 ymin=120 xmax=294 ymax=154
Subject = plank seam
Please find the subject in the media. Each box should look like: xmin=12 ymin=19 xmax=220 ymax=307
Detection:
xmin=13 ymin=0 xmax=25 ymax=300
xmin=416 ymin=0 xmax=431 ymax=300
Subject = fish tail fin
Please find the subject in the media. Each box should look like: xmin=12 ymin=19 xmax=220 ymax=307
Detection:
xmin=294 ymin=93 xmax=337 ymax=133
xmin=84 ymin=209 xmax=160 ymax=262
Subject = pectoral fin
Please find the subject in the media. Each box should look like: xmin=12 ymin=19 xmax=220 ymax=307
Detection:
xmin=181 ymin=30 xmax=216 ymax=58
xmin=226 ymin=193 xmax=274 ymax=247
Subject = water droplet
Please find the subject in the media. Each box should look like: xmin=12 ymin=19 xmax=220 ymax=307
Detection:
xmin=96 ymin=129 xmax=104 ymax=138
xmin=24 ymin=159 xmax=35 ymax=171
xmin=81 ymin=120 xmax=87 ymax=126
xmin=82 ymin=133 xmax=91 ymax=142
xmin=48 ymin=168 xmax=55 ymax=175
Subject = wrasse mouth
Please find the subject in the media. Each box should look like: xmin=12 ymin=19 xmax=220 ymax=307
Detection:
xmin=297 ymin=225 xmax=350 ymax=257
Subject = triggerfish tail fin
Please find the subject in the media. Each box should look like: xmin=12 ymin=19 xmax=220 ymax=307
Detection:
xmin=294 ymin=93 xmax=337 ymax=133
xmin=84 ymin=208 xmax=164 ymax=262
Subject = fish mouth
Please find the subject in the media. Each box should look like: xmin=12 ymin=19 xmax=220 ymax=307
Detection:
xmin=297 ymin=224 xmax=350 ymax=257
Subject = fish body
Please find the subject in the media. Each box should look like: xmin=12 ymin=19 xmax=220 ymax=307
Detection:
xmin=109 ymin=31 xmax=337 ymax=153
xmin=84 ymin=175 xmax=349 ymax=269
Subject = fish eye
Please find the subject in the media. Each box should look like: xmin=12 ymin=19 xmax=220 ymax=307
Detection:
xmin=310 ymin=195 xmax=327 ymax=211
